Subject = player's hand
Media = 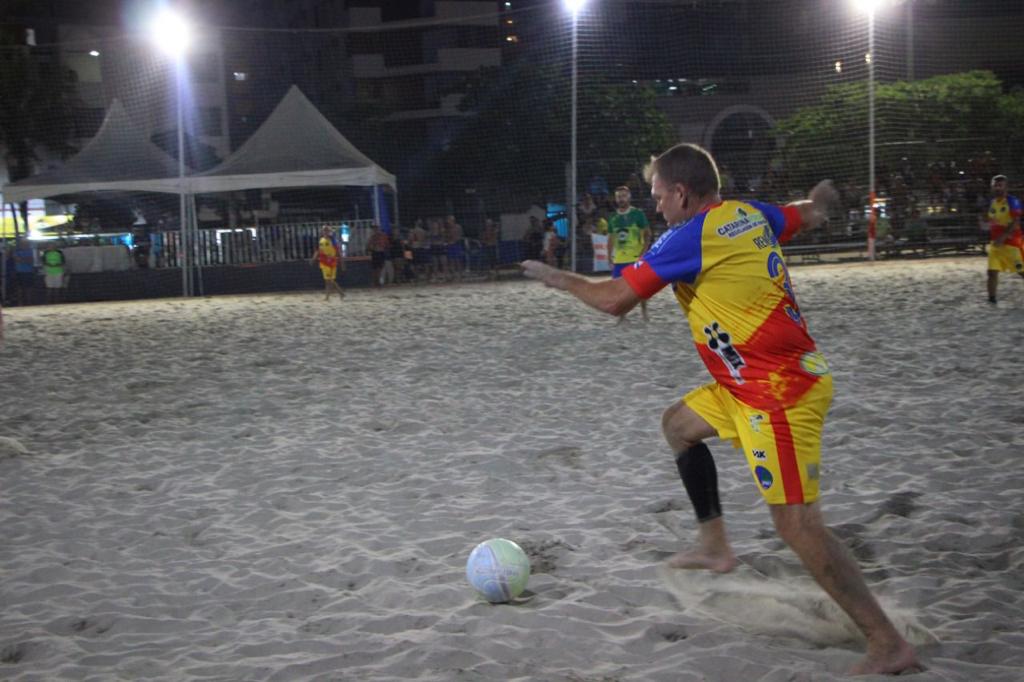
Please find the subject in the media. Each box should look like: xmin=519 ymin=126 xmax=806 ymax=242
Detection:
xmin=808 ymin=179 xmax=838 ymax=208
xmin=521 ymin=260 xmax=561 ymax=287
xmin=801 ymin=180 xmax=838 ymax=231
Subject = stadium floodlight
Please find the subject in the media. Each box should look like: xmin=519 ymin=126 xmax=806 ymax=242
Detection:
xmin=563 ymin=0 xmax=587 ymax=17
xmin=850 ymin=0 xmax=885 ymax=258
xmin=149 ymin=8 xmax=192 ymax=58
xmin=853 ymin=0 xmax=884 ymax=14
xmin=564 ymin=0 xmax=588 ymax=271
xmin=149 ymin=7 xmax=194 ymax=294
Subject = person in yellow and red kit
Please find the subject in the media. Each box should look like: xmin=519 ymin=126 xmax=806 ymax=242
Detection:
xmin=521 ymin=143 xmax=921 ymax=676
xmin=311 ymin=225 xmax=345 ymax=301
xmin=981 ymin=174 xmax=1023 ymax=304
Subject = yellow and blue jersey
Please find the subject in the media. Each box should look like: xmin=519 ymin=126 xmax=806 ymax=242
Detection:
xmin=623 ymin=200 xmax=828 ymax=410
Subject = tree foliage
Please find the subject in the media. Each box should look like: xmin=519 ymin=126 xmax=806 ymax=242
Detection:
xmin=0 ymin=38 xmax=79 ymax=185
xmin=433 ymin=62 xmax=675 ymax=213
xmin=0 ymin=30 xmax=80 ymax=233
xmin=774 ymin=71 xmax=1022 ymax=188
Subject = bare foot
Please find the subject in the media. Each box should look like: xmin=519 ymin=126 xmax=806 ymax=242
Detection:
xmin=666 ymin=547 xmax=738 ymax=573
xmin=849 ymin=640 xmax=922 ymax=676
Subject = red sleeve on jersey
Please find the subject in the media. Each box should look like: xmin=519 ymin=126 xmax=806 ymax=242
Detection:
xmin=778 ymin=205 xmax=803 ymax=244
xmin=621 ymin=260 xmax=667 ymax=300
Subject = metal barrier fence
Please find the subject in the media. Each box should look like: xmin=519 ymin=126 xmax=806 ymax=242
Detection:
xmin=137 ymin=213 xmax=985 ymax=275
xmin=146 ymin=220 xmax=376 ymax=269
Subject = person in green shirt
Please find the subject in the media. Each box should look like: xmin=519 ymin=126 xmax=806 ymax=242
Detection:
xmin=608 ymin=185 xmax=652 ymax=322
xmin=42 ymin=242 xmax=66 ymax=304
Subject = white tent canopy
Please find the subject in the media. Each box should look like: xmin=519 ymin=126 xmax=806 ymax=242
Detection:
xmin=2 ymin=86 xmax=395 ymax=202
xmin=2 ymin=99 xmax=184 ymax=203
xmin=190 ymin=85 xmax=395 ymax=194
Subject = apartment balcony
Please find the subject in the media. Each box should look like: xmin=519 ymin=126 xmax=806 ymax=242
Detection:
xmin=384 ymin=93 xmax=475 ymax=121
xmin=353 ymin=48 xmax=500 ymax=78
xmin=349 ymin=2 xmax=497 ymax=28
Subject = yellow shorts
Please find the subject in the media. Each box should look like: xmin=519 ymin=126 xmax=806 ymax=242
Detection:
xmin=683 ymin=376 xmax=833 ymax=505
xmin=320 ymin=265 xmax=337 ymax=281
xmin=986 ymin=243 xmax=1024 ymax=274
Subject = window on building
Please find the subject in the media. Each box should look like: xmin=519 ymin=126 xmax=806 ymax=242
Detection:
xmin=455 ymin=25 xmax=499 ymax=49
xmin=348 ymin=32 xmax=383 ymax=55
xmin=384 ymin=31 xmax=423 ymax=67
xmin=65 ymin=52 xmax=102 ymax=83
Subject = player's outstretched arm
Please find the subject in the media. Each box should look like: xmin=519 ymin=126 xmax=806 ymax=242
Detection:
xmin=788 ymin=180 xmax=838 ymax=234
xmin=521 ymin=260 xmax=641 ymax=317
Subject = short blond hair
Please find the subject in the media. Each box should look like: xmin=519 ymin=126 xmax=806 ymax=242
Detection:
xmin=643 ymin=143 xmax=720 ymax=197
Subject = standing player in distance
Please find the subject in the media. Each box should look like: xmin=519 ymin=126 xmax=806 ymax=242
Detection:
xmin=310 ymin=225 xmax=344 ymax=301
xmin=980 ymin=174 xmax=1023 ymax=304
xmin=521 ymin=143 xmax=920 ymax=676
xmin=42 ymin=242 xmax=66 ymax=304
xmin=608 ymin=185 xmax=652 ymax=323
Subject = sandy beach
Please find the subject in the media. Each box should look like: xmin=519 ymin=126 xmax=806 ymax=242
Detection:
xmin=1 ymin=256 xmax=1022 ymax=681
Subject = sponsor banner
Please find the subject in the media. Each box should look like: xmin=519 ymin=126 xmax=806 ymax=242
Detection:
xmin=591 ymin=233 xmax=610 ymax=272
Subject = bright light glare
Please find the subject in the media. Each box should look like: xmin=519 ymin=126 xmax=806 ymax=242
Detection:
xmin=89 ymin=50 xmax=100 ymax=57
xmin=853 ymin=0 xmax=883 ymax=14
xmin=150 ymin=8 xmax=191 ymax=57
xmin=564 ymin=0 xmax=587 ymax=16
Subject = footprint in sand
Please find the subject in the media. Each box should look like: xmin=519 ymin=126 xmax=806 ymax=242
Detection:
xmin=658 ymin=564 xmax=938 ymax=647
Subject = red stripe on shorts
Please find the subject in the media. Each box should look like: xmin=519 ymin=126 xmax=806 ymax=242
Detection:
xmin=769 ymin=410 xmax=804 ymax=504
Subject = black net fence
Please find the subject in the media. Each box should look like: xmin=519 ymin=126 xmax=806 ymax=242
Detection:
xmin=2 ymin=0 xmax=1023 ymax=301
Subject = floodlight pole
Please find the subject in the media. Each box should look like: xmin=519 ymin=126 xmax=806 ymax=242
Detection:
xmin=176 ymin=57 xmax=190 ymax=295
xmin=569 ymin=10 xmax=579 ymax=273
xmin=867 ymin=8 xmax=876 ymax=261
xmin=906 ymin=0 xmax=914 ymax=80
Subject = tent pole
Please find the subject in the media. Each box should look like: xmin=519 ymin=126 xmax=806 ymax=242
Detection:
xmin=372 ymin=186 xmax=381 ymax=229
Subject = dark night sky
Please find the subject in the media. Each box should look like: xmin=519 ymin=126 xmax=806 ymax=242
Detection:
xmin=2 ymin=0 xmax=1023 ymax=32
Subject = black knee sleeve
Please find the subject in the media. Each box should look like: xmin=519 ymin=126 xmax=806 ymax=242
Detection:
xmin=675 ymin=443 xmax=722 ymax=522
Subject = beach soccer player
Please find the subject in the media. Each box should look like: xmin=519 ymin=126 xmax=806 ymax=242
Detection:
xmin=981 ymin=174 xmax=1023 ymax=304
xmin=521 ymin=143 xmax=920 ymax=676
xmin=608 ymin=185 xmax=651 ymax=323
xmin=42 ymin=242 xmax=66 ymax=304
xmin=311 ymin=225 xmax=344 ymax=301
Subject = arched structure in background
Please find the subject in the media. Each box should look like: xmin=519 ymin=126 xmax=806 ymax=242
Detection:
xmin=703 ymin=104 xmax=777 ymax=193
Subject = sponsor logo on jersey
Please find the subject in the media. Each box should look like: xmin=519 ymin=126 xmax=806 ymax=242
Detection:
xmin=704 ymin=321 xmax=746 ymax=384
xmin=753 ymin=224 xmax=777 ymax=250
xmin=646 ymin=224 xmax=681 ymax=256
xmin=799 ymin=351 xmax=830 ymax=376
xmin=752 ymin=448 xmax=767 ymax=461
xmin=716 ymin=207 xmax=767 ymax=239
